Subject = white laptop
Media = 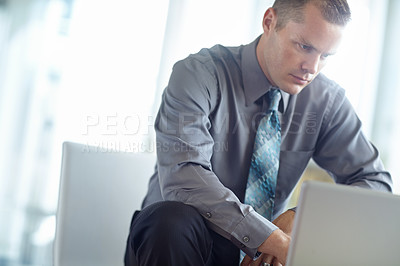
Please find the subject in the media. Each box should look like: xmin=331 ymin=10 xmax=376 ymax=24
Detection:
xmin=287 ymin=181 xmax=400 ymax=266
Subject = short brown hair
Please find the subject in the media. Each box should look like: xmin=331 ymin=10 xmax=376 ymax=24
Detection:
xmin=272 ymin=0 xmax=351 ymax=31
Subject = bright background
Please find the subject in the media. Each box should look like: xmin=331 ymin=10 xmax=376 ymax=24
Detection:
xmin=0 ymin=0 xmax=399 ymax=265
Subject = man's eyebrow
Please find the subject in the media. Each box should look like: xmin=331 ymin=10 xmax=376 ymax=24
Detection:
xmin=299 ymin=36 xmax=317 ymax=51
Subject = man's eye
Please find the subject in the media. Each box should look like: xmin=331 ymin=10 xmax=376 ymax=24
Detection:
xmin=321 ymin=54 xmax=329 ymax=60
xmin=299 ymin=44 xmax=312 ymax=51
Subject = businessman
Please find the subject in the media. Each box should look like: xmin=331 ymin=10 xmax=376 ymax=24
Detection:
xmin=125 ymin=0 xmax=392 ymax=265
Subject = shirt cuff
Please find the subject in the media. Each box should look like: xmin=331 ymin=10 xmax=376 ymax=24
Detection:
xmin=230 ymin=209 xmax=278 ymax=258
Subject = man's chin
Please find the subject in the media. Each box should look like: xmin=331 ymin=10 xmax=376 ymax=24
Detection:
xmin=280 ymin=85 xmax=306 ymax=95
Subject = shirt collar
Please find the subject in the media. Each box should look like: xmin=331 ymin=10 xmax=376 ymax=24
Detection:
xmin=241 ymin=36 xmax=289 ymax=113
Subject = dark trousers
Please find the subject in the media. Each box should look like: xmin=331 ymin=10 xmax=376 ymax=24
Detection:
xmin=124 ymin=201 xmax=240 ymax=266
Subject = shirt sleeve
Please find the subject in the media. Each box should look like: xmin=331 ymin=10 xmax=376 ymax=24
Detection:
xmin=313 ymin=87 xmax=392 ymax=191
xmin=155 ymin=56 xmax=277 ymax=257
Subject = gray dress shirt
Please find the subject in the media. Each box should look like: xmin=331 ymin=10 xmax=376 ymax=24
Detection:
xmin=142 ymin=37 xmax=392 ymax=257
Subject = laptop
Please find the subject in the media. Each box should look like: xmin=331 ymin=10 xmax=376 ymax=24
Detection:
xmin=287 ymin=181 xmax=400 ymax=266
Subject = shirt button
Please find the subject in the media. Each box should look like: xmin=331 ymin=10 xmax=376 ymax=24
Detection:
xmin=205 ymin=212 xmax=212 ymax=218
xmin=243 ymin=236 xmax=250 ymax=243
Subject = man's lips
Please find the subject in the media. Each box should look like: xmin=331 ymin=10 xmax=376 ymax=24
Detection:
xmin=290 ymin=74 xmax=311 ymax=84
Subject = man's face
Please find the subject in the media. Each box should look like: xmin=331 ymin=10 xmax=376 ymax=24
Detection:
xmin=257 ymin=3 xmax=345 ymax=95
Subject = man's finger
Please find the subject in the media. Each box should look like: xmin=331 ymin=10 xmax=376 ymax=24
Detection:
xmin=240 ymin=255 xmax=252 ymax=266
xmin=272 ymin=256 xmax=282 ymax=266
xmin=252 ymin=254 xmax=273 ymax=266
xmin=263 ymin=254 xmax=274 ymax=264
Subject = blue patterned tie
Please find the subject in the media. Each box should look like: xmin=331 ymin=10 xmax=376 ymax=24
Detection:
xmin=240 ymin=89 xmax=281 ymax=263
xmin=245 ymin=89 xmax=281 ymax=221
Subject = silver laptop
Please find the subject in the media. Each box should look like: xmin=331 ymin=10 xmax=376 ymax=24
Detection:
xmin=287 ymin=181 xmax=400 ymax=266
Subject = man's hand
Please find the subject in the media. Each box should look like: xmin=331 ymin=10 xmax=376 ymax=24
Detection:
xmin=240 ymin=210 xmax=295 ymax=266
xmin=272 ymin=209 xmax=295 ymax=236
xmin=240 ymin=229 xmax=290 ymax=266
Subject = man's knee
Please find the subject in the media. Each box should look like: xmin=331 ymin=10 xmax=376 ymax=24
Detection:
xmin=128 ymin=201 xmax=212 ymax=261
xmin=132 ymin=201 xmax=206 ymax=238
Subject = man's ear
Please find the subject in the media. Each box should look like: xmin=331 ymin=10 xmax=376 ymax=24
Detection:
xmin=262 ymin=8 xmax=277 ymax=34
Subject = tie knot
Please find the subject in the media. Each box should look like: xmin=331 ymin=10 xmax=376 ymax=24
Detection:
xmin=268 ymin=89 xmax=281 ymax=111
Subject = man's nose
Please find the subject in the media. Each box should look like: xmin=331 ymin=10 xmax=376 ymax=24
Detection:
xmin=301 ymin=55 xmax=320 ymax=74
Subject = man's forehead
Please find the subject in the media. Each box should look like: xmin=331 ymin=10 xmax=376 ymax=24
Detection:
xmin=286 ymin=5 xmax=345 ymax=54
